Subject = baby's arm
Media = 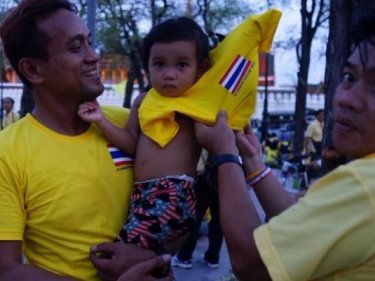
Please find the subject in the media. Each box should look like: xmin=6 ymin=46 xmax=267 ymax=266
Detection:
xmin=78 ymin=100 xmax=138 ymax=154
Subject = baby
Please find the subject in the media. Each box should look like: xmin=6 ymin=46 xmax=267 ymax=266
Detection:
xmin=78 ymin=17 xmax=210 ymax=253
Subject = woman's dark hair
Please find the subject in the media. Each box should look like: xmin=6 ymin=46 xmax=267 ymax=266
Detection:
xmin=142 ymin=17 xmax=210 ymax=73
xmin=0 ymin=0 xmax=77 ymax=87
xmin=351 ymin=3 xmax=375 ymax=46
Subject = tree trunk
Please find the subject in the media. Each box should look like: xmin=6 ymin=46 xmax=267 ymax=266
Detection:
xmin=293 ymin=42 xmax=311 ymax=154
xmin=321 ymin=0 xmax=357 ymax=174
xmin=123 ymin=53 xmax=145 ymax=108
xmin=293 ymin=0 xmax=317 ymax=154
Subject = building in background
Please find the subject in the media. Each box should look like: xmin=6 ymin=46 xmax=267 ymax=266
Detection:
xmin=258 ymin=53 xmax=275 ymax=86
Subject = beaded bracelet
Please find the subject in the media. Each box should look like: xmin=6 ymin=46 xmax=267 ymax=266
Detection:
xmin=246 ymin=166 xmax=271 ymax=187
xmin=245 ymin=167 xmax=265 ymax=181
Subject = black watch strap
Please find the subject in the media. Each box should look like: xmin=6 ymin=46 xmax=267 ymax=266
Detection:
xmin=210 ymin=154 xmax=243 ymax=167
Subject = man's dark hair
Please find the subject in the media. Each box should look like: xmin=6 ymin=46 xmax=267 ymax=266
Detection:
xmin=0 ymin=0 xmax=77 ymax=87
xmin=2 ymin=97 xmax=15 ymax=105
xmin=142 ymin=17 xmax=210 ymax=73
xmin=315 ymin=109 xmax=324 ymax=117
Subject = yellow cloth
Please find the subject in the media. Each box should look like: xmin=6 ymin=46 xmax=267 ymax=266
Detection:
xmin=254 ymin=154 xmax=375 ymax=280
xmin=0 ymin=106 xmax=133 ymax=281
xmin=1 ymin=111 xmax=20 ymax=129
xmin=139 ymin=9 xmax=281 ymax=147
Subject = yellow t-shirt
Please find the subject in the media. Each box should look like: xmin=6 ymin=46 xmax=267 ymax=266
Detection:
xmin=139 ymin=9 xmax=282 ymax=147
xmin=1 ymin=111 xmax=20 ymax=129
xmin=254 ymin=154 xmax=375 ymax=281
xmin=0 ymin=106 xmax=134 ymax=281
xmin=305 ymin=119 xmax=323 ymax=142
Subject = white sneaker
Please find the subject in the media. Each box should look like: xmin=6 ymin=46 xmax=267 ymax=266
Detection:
xmin=199 ymin=255 xmax=219 ymax=268
xmin=171 ymin=256 xmax=192 ymax=269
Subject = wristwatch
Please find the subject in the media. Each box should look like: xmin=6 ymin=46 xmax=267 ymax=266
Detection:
xmin=210 ymin=154 xmax=243 ymax=167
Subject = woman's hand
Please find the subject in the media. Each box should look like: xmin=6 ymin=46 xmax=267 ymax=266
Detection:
xmin=195 ymin=110 xmax=238 ymax=155
xmin=235 ymin=123 xmax=264 ymax=175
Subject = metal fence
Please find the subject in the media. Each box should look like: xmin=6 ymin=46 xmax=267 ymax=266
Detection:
xmin=0 ymin=83 xmax=325 ymax=119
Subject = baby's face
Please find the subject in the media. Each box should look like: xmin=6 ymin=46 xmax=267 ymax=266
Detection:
xmin=148 ymin=40 xmax=201 ymax=97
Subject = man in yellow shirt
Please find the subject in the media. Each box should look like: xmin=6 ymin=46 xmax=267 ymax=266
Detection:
xmin=304 ymin=109 xmax=324 ymax=157
xmin=1 ymin=97 xmax=20 ymax=129
xmin=0 ymin=0 xmax=170 ymax=280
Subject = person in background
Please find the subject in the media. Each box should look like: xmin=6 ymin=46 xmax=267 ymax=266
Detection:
xmin=1 ymin=96 xmax=20 ymax=129
xmin=304 ymin=108 xmax=324 ymax=157
xmin=0 ymin=0 xmax=169 ymax=280
xmin=171 ymin=149 xmax=223 ymax=269
xmin=303 ymin=109 xmax=324 ymax=179
xmin=262 ymin=132 xmax=280 ymax=168
xmin=194 ymin=5 xmax=375 ymax=280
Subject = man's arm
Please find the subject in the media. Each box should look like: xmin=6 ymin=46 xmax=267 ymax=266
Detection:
xmin=194 ymin=111 xmax=272 ymax=281
xmin=0 ymin=241 xmax=76 ymax=280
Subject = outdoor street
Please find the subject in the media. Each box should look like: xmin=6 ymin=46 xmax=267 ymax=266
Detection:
xmin=172 ymin=190 xmax=266 ymax=281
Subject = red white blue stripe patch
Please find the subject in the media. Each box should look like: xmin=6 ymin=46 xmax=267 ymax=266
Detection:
xmin=219 ymin=55 xmax=253 ymax=94
xmin=107 ymin=144 xmax=134 ymax=167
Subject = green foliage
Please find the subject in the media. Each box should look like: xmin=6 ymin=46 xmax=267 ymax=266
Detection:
xmin=194 ymin=0 xmax=255 ymax=34
xmin=95 ymin=0 xmax=259 ymax=55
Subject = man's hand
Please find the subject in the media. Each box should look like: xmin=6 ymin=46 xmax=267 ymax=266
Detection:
xmin=90 ymin=242 xmax=156 ymax=281
xmin=116 ymin=254 xmax=173 ymax=281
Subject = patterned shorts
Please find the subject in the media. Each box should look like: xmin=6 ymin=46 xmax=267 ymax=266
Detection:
xmin=117 ymin=176 xmax=196 ymax=249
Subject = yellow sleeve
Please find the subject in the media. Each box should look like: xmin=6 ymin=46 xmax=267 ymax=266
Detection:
xmin=256 ymin=9 xmax=282 ymax=52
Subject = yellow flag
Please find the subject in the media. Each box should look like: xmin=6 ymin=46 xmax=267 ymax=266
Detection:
xmin=139 ymin=9 xmax=282 ymax=147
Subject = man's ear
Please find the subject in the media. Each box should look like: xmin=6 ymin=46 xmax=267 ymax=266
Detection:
xmin=18 ymin=58 xmax=44 ymax=84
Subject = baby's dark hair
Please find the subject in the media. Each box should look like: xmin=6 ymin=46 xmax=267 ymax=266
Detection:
xmin=142 ymin=17 xmax=210 ymax=73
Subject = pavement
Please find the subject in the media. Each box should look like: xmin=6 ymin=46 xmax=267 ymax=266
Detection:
xmin=171 ymin=190 xmax=266 ymax=281
xmin=172 ymin=234 xmax=234 ymax=281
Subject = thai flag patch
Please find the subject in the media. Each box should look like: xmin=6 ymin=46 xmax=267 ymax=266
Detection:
xmin=107 ymin=144 xmax=134 ymax=167
xmin=219 ymin=55 xmax=253 ymax=95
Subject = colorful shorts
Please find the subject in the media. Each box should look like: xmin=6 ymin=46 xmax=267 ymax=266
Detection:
xmin=117 ymin=175 xmax=196 ymax=249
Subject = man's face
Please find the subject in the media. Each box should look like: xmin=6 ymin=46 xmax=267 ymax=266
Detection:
xmin=36 ymin=9 xmax=103 ymax=103
xmin=2 ymin=99 xmax=13 ymax=113
xmin=148 ymin=40 xmax=201 ymax=97
xmin=333 ymin=41 xmax=375 ymax=159
xmin=316 ymin=111 xmax=324 ymax=123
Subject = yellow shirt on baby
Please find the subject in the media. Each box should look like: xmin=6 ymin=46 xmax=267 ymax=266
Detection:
xmin=139 ymin=9 xmax=282 ymax=147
